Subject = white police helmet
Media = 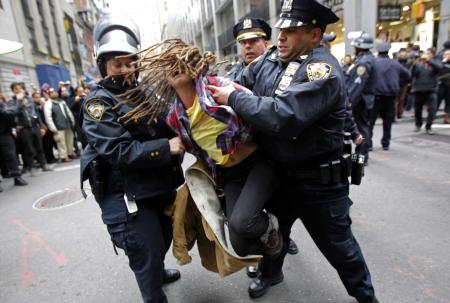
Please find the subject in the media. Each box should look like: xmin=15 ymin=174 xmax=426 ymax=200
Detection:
xmin=349 ymin=32 xmax=374 ymax=50
xmin=93 ymin=13 xmax=140 ymax=76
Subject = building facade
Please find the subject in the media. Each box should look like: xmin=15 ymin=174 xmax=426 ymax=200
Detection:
xmin=161 ymin=0 xmax=450 ymax=64
xmin=0 ymin=0 xmax=101 ymax=98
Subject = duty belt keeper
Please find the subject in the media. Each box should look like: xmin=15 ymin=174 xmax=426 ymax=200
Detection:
xmin=319 ymin=163 xmax=331 ymax=184
xmin=330 ymin=160 xmax=341 ymax=183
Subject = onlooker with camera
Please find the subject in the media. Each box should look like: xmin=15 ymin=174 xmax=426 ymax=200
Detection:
xmin=6 ymin=83 xmax=51 ymax=175
xmin=411 ymin=48 xmax=442 ymax=134
xmin=44 ymin=89 xmax=76 ymax=162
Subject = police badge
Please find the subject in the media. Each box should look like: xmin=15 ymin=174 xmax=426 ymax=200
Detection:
xmin=306 ymin=62 xmax=332 ymax=81
xmin=282 ymin=0 xmax=293 ymax=12
xmin=85 ymin=98 xmax=105 ymax=122
xmin=243 ymin=19 xmax=252 ymax=29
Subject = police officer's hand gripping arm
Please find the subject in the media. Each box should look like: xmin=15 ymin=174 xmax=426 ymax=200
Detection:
xmin=209 ymin=66 xmax=343 ymax=138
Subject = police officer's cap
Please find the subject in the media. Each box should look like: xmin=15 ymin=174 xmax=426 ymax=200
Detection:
xmin=322 ymin=33 xmax=336 ymax=43
xmin=274 ymin=0 xmax=339 ymax=29
xmin=350 ymin=32 xmax=374 ymax=50
xmin=233 ymin=18 xmax=272 ymax=42
xmin=376 ymin=42 xmax=391 ymax=53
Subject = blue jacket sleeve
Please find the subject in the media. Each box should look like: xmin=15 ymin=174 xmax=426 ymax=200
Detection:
xmin=347 ymin=63 xmax=372 ymax=108
xmin=228 ymin=74 xmax=342 ymax=138
xmin=82 ymin=98 xmax=171 ymax=169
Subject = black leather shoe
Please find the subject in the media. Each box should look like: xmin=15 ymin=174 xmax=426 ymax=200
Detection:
xmin=163 ymin=269 xmax=180 ymax=284
xmin=358 ymin=296 xmax=379 ymax=303
xmin=248 ymin=271 xmax=284 ymax=298
xmin=287 ymin=238 xmax=299 ymax=255
xmin=14 ymin=177 xmax=28 ymax=186
xmin=246 ymin=266 xmax=259 ymax=278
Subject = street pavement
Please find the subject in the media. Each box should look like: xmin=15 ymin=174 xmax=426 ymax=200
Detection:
xmin=0 ymin=112 xmax=449 ymax=303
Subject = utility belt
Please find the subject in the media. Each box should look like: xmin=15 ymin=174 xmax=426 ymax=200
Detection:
xmin=285 ymin=133 xmax=365 ymax=185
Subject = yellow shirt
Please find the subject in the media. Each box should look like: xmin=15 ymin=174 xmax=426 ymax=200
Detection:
xmin=186 ymin=96 xmax=230 ymax=165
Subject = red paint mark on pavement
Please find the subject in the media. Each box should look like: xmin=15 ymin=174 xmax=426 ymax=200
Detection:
xmin=13 ymin=219 xmax=67 ymax=287
xmin=424 ymin=288 xmax=450 ymax=303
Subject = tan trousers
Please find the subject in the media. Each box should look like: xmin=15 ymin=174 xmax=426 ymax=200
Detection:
xmin=53 ymin=128 xmax=74 ymax=159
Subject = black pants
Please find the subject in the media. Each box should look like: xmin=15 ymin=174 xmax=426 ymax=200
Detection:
xmin=414 ymin=92 xmax=437 ymax=130
xmin=0 ymin=133 xmax=22 ymax=177
xmin=17 ymin=127 xmax=47 ymax=170
xmin=221 ymin=150 xmax=279 ymax=257
xmin=369 ymin=95 xmax=396 ymax=148
xmin=42 ymin=131 xmax=57 ymax=163
xmin=107 ymin=194 xmax=174 ymax=303
xmin=353 ymin=102 xmax=370 ymax=161
xmin=260 ymin=180 xmax=375 ymax=302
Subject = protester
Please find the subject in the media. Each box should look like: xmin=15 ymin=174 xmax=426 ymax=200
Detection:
xmin=120 ymin=39 xmax=283 ymax=259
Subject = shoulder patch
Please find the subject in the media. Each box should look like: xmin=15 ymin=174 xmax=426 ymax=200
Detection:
xmin=85 ymin=98 xmax=105 ymax=122
xmin=306 ymin=62 xmax=332 ymax=81
xmin=356 ymin=65 xmax=366 ymax=76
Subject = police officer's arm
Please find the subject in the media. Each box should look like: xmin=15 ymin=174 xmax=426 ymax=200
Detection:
xmin=82 ymin=98 xmax=172 ymax=168
xmin=344 ymin=97 xmax=360 ymax=140
xmin=228 ymin=74 xmax=342 ymax=138
xmin=347 ymin=63 xmax=372 ymax=108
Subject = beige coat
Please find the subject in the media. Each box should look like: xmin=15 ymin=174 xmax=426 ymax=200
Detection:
xmin=166 ymin=160 xmax=261 ymax=277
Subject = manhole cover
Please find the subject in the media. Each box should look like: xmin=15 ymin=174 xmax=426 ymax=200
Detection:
xmin=33 ymin=188 xmax=90 ymax=210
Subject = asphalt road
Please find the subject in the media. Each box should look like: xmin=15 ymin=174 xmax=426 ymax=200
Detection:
xmin=1 ymin=114 xmax=449 ymax=303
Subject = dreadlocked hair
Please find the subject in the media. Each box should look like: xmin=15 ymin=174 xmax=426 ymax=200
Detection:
xmin=116 ymin=38 xmax=216 ymax=125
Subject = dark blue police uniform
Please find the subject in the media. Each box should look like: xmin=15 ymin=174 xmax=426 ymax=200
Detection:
xmin=230 ymin=43 xmax=375 ymax=302
xmin=226 ymin=61 xmax=246 ymax=81
xmin=80 ymin=78 xmax=184 ymax=303
xmin=345 ymin=50 xmax=376 ymax=162
xmin=370 ymin=45 xmax=411 ymax=149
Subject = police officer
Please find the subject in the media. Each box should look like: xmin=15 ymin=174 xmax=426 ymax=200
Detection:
xmin=345 ymin=32 xmax=376 ymax=164
xmin=80 ymin=13 xmax=184 ymax=303
xmin=226 ymin=18 xmax=272 ymax=81
xmin=209 ymin=0 xmax=377 ymax=302
xmin=369 ymin=42 xmax=410 ymax=150
xmin=321 ymin=32 xmax=336 ymax=49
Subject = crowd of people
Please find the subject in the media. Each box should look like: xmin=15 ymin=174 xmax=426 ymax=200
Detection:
xmin=341 ymin=40 xmax=450 ymax=136
xmin=0 ymin=80 xmax=89 ymax=192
